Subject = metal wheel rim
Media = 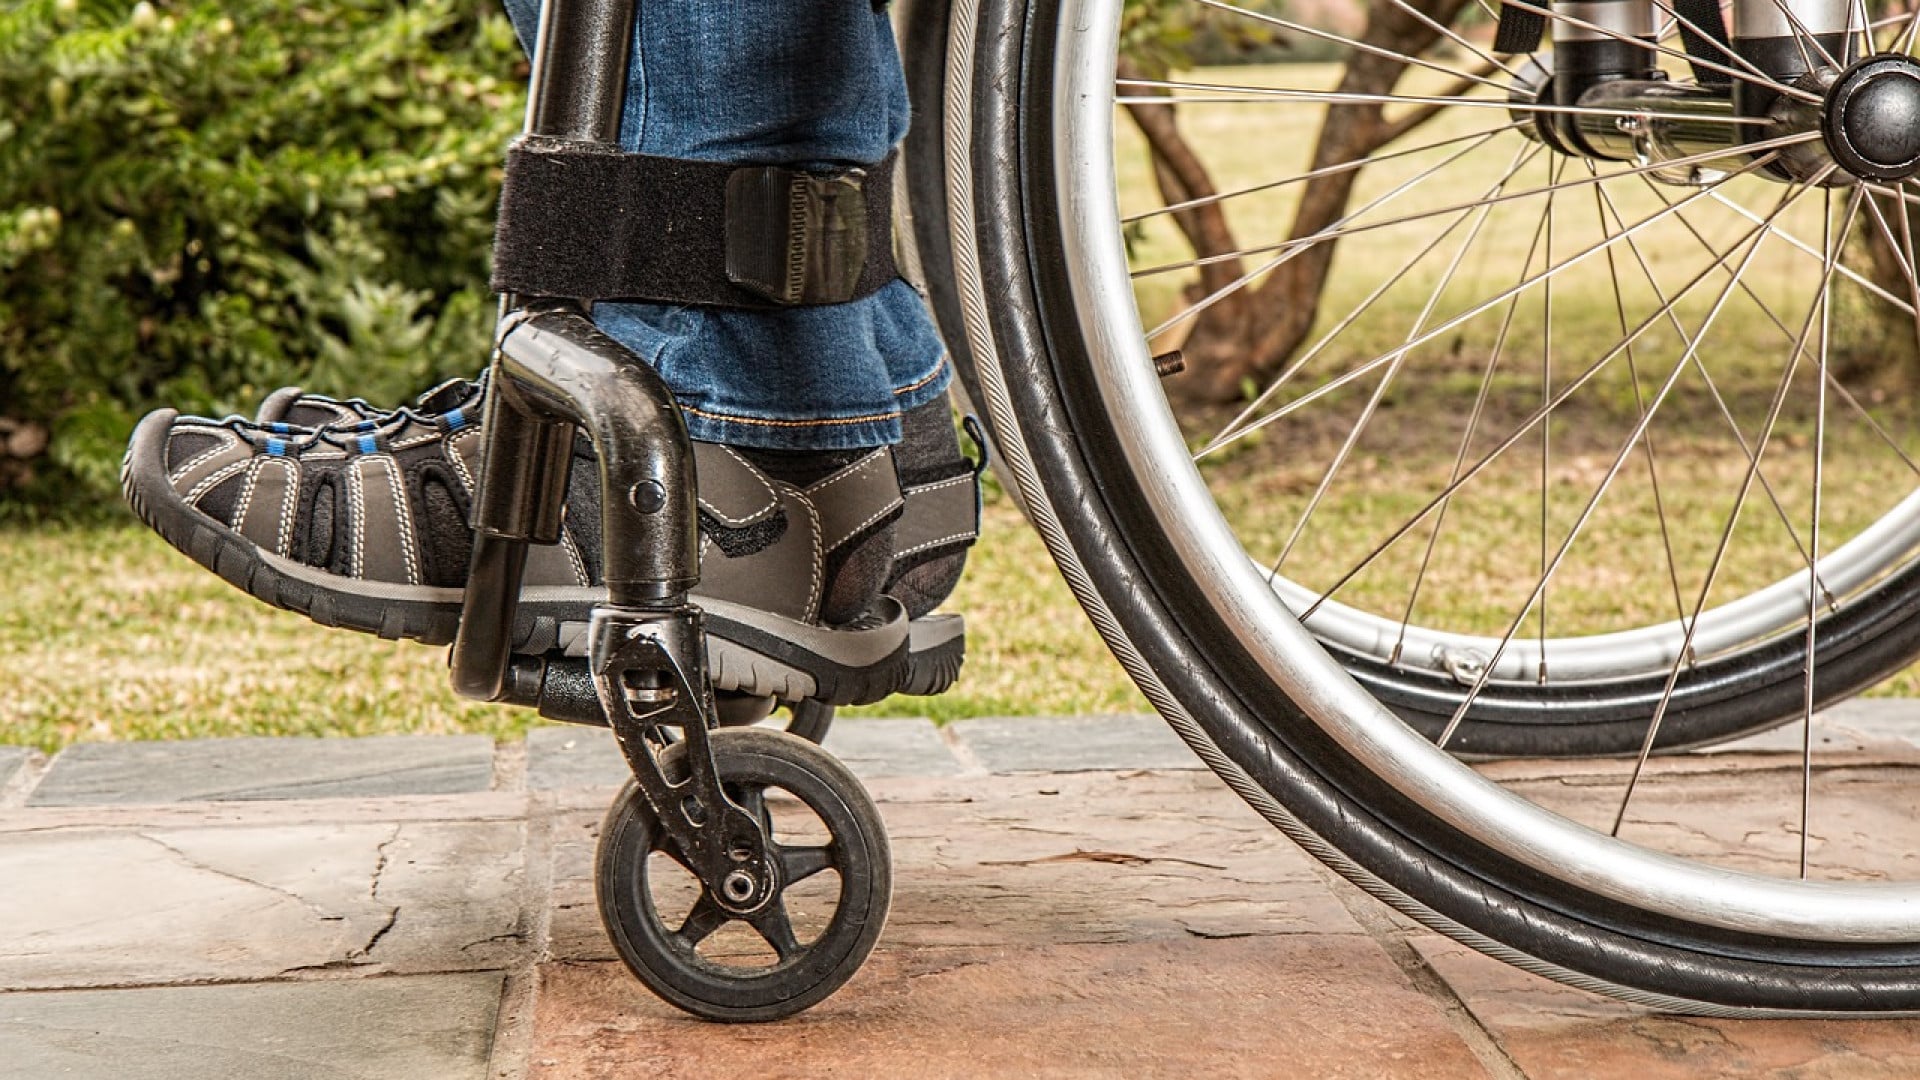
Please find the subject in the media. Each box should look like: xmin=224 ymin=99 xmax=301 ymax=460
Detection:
xmin=1051 ymin=0 xmax=1920 ymax=940
xmin=1278 ymin=488 xmax=1920 ymax=682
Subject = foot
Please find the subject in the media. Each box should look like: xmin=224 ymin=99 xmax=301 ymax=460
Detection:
xmin=122 ymin=387 xmax=975 ymax=705
xmin=255 ymin=376 xmax=981 ymax=621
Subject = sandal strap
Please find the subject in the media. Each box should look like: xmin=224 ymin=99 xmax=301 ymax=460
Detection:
xmin=347 ymin=454 xmax=423 ymax=585
xmin=804 ymin=449 xmax=903 ymax=554
xmin=893 ymin=468 xmax=980 ymax=561
xmin=698 ymin=482 xmax=823 ymax=621
xmin=691 ymin=442 xmax=781 ymax=528
xmin=696 ymin=448 xmax=903 ymax=625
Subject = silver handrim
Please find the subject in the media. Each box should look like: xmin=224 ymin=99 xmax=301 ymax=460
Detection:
xmin=1053 ymin=0 xmax=1920 ymax=938
xmin=1091 ymin=2 xmax=1920 ymax=690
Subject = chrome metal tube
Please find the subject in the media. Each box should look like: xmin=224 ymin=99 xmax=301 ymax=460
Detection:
xmin=1733 ymin=0 xmax=1850 ymax=42
xmin=1731 ymin=0 xmax=1852 ymax=118
xmin=1574 ymin=79 xmax=1752 ymax=179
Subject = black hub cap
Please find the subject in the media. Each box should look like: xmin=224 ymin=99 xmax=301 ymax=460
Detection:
xmin=1824 ymin=54 xmax=1920 ymax=181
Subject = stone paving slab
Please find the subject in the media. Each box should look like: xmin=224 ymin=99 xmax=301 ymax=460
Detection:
xmin=1706 ymin=697 xmax=1920 ymax=755
xmin=28 ymin=736 xmax=496 ymax=806
xmin=545 ymin=771 xmax=1353 ymax=963
xmin=1471 ymin=752 xmax=1919 ymax=878
xmin=1412 ymin=937 xmax=1920 ymax=1079
xmin=10 ymin=720 xmax=1920 ymax=1077
xmin=525 ymin=717 xmax=961 ymax=791
xmin=825 ymin=717 xmax=964 ymax=777
xmin=946 ymin=714 xmax=1201 ymax=773
xmin=0 ymin=792 xmax=533 ymax=836
xmin=531 ymin=770 xmax=1481 ymax=1079
xmin=528 ymin=939 xmax=1489 ymax=1080
xmin=0 ymin=816 xmax=528 ymax=990
xmin=0 ymin=972 xmax=504 ymax=1080
xmin=523 ymin=727 xmax=628 ymax=791
xmin=0 ymin=747 xmax=27 ymax=796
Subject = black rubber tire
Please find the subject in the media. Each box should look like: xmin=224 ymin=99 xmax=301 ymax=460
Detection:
xmin=596 ymin=728 xmax=891 ymax=1022
xmin=899 ymin=0 xmax=972 ymax=401
xmin=1337 ymin=550 xmax=1920 ymax=755
xmin=955 ymin=0 xmax=1920 ymax=1010
xmin=784 ymin=699 xmax=836 ymax=744
xmin=937 ymin=8 xmax=1920 ymax=759
xmin=893 ymin=1 xmax=1920 ymax=759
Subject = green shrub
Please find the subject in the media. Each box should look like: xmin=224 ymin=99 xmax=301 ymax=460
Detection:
xmin=0 ymin=0 xmax=525 ymax=515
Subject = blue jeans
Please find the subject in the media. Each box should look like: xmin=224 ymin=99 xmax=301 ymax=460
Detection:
xmin=500 ymin=0 xmax=949 ymax=450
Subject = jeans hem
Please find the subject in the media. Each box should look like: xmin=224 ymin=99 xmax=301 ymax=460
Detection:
xmin=681 ymin=355 xmax=953 ymax=450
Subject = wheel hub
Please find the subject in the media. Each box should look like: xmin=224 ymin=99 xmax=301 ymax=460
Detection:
xmin=1823 ymin=54 xmax=1920 ymax=182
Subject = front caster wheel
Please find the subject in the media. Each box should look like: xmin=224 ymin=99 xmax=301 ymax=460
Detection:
xmin=782 ymin=698 xmax=835 ymax=743
xmin=595 ymin=727 xmax=891 ymax=1022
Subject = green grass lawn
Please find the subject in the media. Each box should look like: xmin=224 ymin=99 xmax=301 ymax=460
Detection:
xmin=0 ymin=493 xmax=1147 ymax=754
xmin=1117 ymin=61 xmax=1920 ymax=667
xmin=9 ymin=59 xmax=1920 ymax=752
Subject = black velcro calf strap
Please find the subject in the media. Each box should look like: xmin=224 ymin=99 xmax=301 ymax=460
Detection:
xmin=491 ymin=136 xmax=898 ymax=309
xmin=1493 ymin=1 xmax=1548 ymax=54
xmin=1673 ymin=0 xmax=1733 ymax=86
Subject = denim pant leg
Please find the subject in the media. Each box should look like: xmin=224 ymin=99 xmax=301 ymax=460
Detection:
xmin=499 ymin=0 xmax=949 ymax=450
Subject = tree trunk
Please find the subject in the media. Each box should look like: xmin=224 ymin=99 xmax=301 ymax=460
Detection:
xmin=1119 ymin=56 xmax=1253 ymax=333
xmin=1127 ymin=0 xmax=1478 ymax=404
xmin=1841 ymin=190 xmax=1920 ymax=385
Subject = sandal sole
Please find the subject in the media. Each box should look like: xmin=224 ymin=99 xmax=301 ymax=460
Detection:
xmin=124 ymin=411 xmax=960 ymax=706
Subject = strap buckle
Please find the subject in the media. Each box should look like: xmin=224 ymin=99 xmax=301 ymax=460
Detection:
xmin=725 ymin=164 xmax=870 ymax=306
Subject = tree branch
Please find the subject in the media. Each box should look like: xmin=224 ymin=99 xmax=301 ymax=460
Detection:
xmin=1117 ymin=56 xmax=1247 ymax=298
xmin=1373 ymin=60 xmax=1504 ymax=148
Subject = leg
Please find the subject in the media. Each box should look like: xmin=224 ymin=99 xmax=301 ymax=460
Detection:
xmin=120 ymin=0 xmax=978 ymax=706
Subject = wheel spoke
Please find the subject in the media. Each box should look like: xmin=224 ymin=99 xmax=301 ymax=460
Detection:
xmin=1435 ymin=180 xmax=1813 ymax=751
xmin=1801 ymin=188 xmax=1854 ymax=878
xmin=1860 ymin=190 xmax=1920 ymax=343
xmin=1187 ymin=0 xmax=1514 ymax=94
xmin=1144 ymin=131 xmax=1817 ymax=286
xmin=1381 ymin=0 xmax=1521 ymax=77
xmin=1610 ymin=178 xmax=1836 ymax=604
xmin=1899 ymin=0 xmax=1920 ymax=54
xmin=1589 ymin=168 xmax=1689 ymax=629
xmin=1205 ymin=149 xmax=1799 ymax=464
xmin=677 ymin=892 xmax=731 ymax=949
xmin=1202 ymin=142 xmax=1543 ymax=457
xmin=1538 ymin=156 xmax=1558 ymax=681
xmin=1123 ymin=122 xmax=1523 ymax=226
xmin=1645 ymin=0 xmax=1788 ymax=88
xmin=1493 ymin=0 xmax=1824 ymax=100
xmin=1300 ymin=157 xmax=1803 ymax=629
xmin=1150 ymin=128 xmax=1512 ymax=347
xmin=1645 ymin=177 xmax=1920 ymax=488
xmin=733 ymin=785 xmax=769 ymax=829
xmin=1392 ymin=174 xmax=1557 ymax=664
xmin=777 ymin=843 xmax=836 ymax=886
xmin=1610 ymin=173 xmax=1856 ymax=835
xmin=659 ymin=837 xmax=695 ymax=874
xmin=748 ymin=901 xmax=803 ymax=962
xmin=1852 ymin=0 xmax=1876 ymax=64
xmin=1714 ymin=188 xmax=1919 ymax=317
xmin=1269 ymin=142 xmax=1532 ymax=577
xmin=1755 ymin=0 xmax=1834 ymax=74
xmin=1116 ymin=79 xmax=1782 ymax=125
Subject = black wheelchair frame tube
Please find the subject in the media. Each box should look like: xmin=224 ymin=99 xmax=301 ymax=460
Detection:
xmin=448 ymin=0 xmax=702 ymax=704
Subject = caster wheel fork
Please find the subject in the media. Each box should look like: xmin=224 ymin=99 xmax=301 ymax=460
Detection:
xmin=595 ymin=726 xmax=891 ymax=1022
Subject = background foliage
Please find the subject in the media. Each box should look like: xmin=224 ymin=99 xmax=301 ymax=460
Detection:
xmin=0 ymin=0 xmax=525 ymax=515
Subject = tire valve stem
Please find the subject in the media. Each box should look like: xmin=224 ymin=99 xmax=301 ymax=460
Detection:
xmin=1152 ymin=349 xmax=1186 ymax=378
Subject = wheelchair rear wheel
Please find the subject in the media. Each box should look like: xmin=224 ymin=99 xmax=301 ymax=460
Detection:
xmin=936 ymin=0 xmax=1920 ymax=1011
